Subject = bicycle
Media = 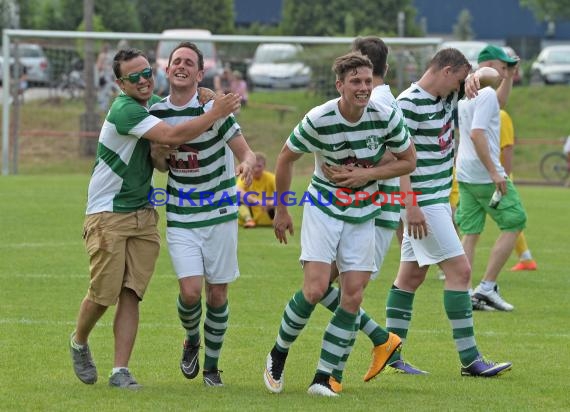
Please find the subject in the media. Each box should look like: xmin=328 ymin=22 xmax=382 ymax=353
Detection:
xmin=539 ymin=138 xmax=570 ymax=184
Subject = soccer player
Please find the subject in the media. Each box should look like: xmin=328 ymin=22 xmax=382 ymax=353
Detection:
xmin=318 ymin=37 xmax=427 ymax=387
xmin=386 ymin=47 xmax=513 ymax=377
xmin=69 ymin=48 xmax=240 ymax=389
xmin=456 ymin=45 xmax=527 ymax=312
xmin=150 ymin=42 xmax=256 ymax=387
xmin=263 ymin=52 xmax=416 ymax=397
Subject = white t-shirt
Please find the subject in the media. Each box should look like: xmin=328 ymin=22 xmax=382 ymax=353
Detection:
xmin=456 ymin=87 xmax=505 ymax=183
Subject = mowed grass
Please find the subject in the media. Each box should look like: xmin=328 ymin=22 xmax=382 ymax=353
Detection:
xmin=0 ymin=173 xmax=569 ymax=411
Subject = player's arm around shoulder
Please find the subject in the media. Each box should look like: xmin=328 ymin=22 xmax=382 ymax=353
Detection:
xmin=143 ymin=93 xmax=241 ymax=146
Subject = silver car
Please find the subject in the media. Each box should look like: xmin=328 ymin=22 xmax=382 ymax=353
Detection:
xmin=0 ymin=43 xmax=51 ymax=86
xmin=530 ymin=45 xmax=570 ymax=85
xmin=247 ymin=43 xmax=311 ymax=90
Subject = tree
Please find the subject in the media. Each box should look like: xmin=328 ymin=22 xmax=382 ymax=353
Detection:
xmin=453 ymin=9 xmax=475 ymax=40
xmin=281 ymin=0 xmax=420 ymax=37
xmin=135 ymin=0 xmax=234 ymax=34
xmin=520 ymin=0 xmax=570 ymax=21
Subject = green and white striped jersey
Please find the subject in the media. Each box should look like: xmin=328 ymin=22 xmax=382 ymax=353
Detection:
xmin=397 ymin=84 xmax=462 ymax=207
xmin=372 ymin=84 xmax=404 ymax=230
xmin=287 ymin=97 xmax=411 ymax=224
xmin=150 ymin=94 xmax=241 ymax=229
xmin=86 ymin=93 xmax=162 ymax=214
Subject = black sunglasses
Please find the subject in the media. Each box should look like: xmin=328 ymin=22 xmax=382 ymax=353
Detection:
xmin=119 ymin=67 xmax=153 ymax=84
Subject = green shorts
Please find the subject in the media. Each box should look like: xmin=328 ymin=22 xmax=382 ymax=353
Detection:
xmin=455 ymin=179 xmax=527 ymax=234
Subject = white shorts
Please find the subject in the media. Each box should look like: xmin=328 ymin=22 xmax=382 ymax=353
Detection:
xmin=166 ymin=221 xmax=240 ymax=284
xmin=371 ymin=226 xmax=396 ymax=280
xmin=300 ymin=203 xmax=376 ymax=273
xmin=400 ymin=203 xmax=464 ymax=267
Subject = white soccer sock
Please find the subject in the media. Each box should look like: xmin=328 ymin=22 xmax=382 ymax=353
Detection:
xmin=520 ymin=250 xmax=532 ymax=261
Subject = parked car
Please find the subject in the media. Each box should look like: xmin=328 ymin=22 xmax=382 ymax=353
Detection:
xmin=156 ymin=29 xmax=222 ymax=89
xmin=530 ymin=45 xmax=570 ymax=85
xmin=438 ymin=40 xmax=488 ymax=70
xmin=247 ymin=43 xmax=311 ymax=90
xmin=0 ymin=43 xmax=50 ymax=85
xmin=0 ymin=43 xmax=51 ymax=86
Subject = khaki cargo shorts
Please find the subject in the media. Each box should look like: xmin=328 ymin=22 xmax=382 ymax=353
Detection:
xmin=83 ymin=208 xmax=160 ymax=306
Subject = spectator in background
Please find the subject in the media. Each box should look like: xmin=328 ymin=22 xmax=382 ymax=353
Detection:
xmin=18 ymin=64 xmax=28 ymax=103
xmin=237 ymin=152 xmax=275 ymax=228
xmin=214 ymin=64 xmax=233 ymax=94
xmin=152 ymin=60 xmax=168 ymax=98
xmin=96 ymin=42 xmax=115 ymax=111
xmin=231 ymin=70 xmax=248 ymax=106
xmin=564 ymin=136 xmax=570 ymax=172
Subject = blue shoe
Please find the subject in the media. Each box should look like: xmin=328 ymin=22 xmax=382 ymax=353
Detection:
xmin=386 ymin=359 xmax=429 ymax=375
xmin=461 ymin=355 xmax=512 ymax=377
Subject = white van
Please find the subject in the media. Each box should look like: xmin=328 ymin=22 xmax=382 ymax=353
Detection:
xmin=156 ymin=29 xmax=221 ymax=88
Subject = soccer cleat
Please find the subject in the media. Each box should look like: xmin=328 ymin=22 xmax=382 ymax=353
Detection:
xmin=243 ymin=219 xmax=256 ymax=229
xmin=203 ymin=369 xmax=224 ymax=387
xmin=510 ymin=260 xmax=537 ymax=271
xmin=471 ymin=296 xmax=496 ymax=311
xmin=307 ymin=376 xmax=338 ymax=397
xmin=109 ymin=368 xmax=142 ymax=389
xmin=69 ymin=332 xmax=98 ymax=384
xmin=263 ymin=349 xmax=287 ymax=393
xmin=363 ymin=332 xmax=402 ymax=382
xmin=328 ymin=376 xmax=343 ymax=393
xmin=180 ymin=339 xmax=200 ymax=379
xmin=385 ymin=359 xmax=429 ymax=375
xmin=461 ymin=355 xmax=512 ymax=377
xmin=473 ymin=285 xmax=514 ymax=311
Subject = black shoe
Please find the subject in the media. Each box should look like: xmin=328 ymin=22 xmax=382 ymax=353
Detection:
xmin=203 ymin=368 xmax=223 ymax=387
xmin=472 ymin=296 xmax=495 ymax=311
xmin=180 ymin=339 xmax=200 ymax=379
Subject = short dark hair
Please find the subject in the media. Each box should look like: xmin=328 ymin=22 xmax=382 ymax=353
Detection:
xmin=112 ymin=48 xmax=147 ymax=79
xmin=429 ymin=48 xmax=471 ymax=73
xmin=332 ymin=52 xmax=373 ymax=81
xmin=168 ymin=41 xmax=204 ymax=70
xmin=352 ymin=36 xmax=389 ymax=78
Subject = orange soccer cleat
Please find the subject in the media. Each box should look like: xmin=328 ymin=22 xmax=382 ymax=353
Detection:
xmin=510 ymin=260 xmax=537 ymax=271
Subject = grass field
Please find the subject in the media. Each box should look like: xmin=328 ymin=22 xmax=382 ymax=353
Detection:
xmin=0 ymin=173 xmax=568 ymax=411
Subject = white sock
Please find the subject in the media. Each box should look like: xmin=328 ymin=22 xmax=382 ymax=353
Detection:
xmin=520 ymin=250 xmax=532 ymax=261
xmin=70 ymin=337 xmax=85 ymax=350
xmin=480 ymin=281 xmax=496 ymax=292
xmin=112 ymin=367 xmax=128 ymax=375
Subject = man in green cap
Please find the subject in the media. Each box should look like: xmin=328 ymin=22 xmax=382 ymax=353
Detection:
xmin=455 ymin=45 xmax=526 ymax=312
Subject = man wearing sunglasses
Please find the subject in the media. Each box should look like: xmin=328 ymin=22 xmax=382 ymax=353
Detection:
xmin=149 ymin=42 xmax=255 ymax=388
xmin=69 ymin=48 xmax=241 ymax=390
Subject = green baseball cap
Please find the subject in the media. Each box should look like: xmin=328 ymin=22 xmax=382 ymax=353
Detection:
xmin=478 ymin=45 xmax=518 ymax=66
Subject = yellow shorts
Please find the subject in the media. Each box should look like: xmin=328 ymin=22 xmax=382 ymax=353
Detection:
xmin=83 ymin=209 xmax=160 ymax=306
xmin=449 ymin=170 xmax=459 ymax=208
